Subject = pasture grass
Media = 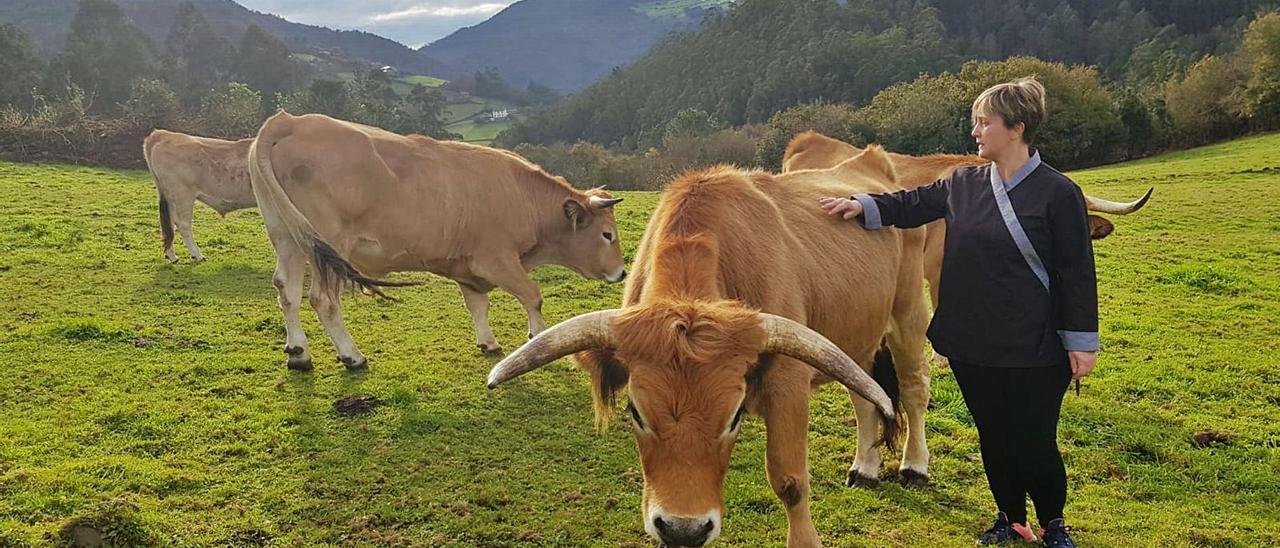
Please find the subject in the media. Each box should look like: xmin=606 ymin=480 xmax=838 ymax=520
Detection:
xmin=0 ymin=134 xmax=1277 ymax=546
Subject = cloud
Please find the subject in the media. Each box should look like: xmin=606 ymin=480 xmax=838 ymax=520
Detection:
xmin=369 ymin=3 xmax=510 ymax=22
xmin=234 ymin=1 xmax=516 ymax=48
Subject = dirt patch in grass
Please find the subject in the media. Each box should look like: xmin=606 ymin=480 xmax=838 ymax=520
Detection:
xmin=1192 ymin=430 xmax=1232 ymax=447
xmin=333 ymin=395 xmax=383 ymax=417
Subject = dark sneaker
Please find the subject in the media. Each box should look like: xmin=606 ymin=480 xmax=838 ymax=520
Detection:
xmin=1039 ymin=518 xmax=1077 ymax=548
xmin=977 ymin=512 xmax=1037 ymax=545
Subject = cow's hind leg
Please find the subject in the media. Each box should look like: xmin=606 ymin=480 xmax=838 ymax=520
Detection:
xmin=272 ymin=246 xmax=312 ymax=371
xmin=887 ymin=306 xmax=931 ymax=486
xmin=171 ymin=196 xmax=205 ymax=262
xmin=458 ymin=280 xmax=502 ymax=356
xmin=889 ymin=228 xmax=933 ymax=485
xmin=309 ymin=273 xmax=367 ymax=370
xmin=923 ymin=223 xmax=949 ymax=369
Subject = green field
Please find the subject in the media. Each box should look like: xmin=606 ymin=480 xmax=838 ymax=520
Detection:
xmin=446 ymin=120 xmax=514 ymax=144
xmin=444 ymin=99 xmax=518 ymax=143
xmin=444 ymin=99 xmax=517 ymax=123
xmin=332 ymin=73 xmax=449 ymax=96
xmin=0 ymin=134 xmax=1277 ymax=546
xmin=390 ymin=75 xmax=448 ymax=96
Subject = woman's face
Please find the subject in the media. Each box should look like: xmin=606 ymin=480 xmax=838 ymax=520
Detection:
xmin=970 ymin=111 xmax=1024 ymax=160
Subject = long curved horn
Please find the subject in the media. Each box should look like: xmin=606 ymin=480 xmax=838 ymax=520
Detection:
xmin=1085 ymin=187 xmax=1153 ymax=215
xmin=589 ymin=196 xmax=623 ymax=209
xmin=487 ymin=310 xmax=620 ymax=388
xmin=759 ymin=313 xmax=895 ymax=427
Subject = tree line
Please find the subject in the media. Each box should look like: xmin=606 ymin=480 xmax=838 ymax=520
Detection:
xmin=499 ymin=0 xmax=1280 ymax=171
xmin=0 ymin=0 xmax=454 ymax=142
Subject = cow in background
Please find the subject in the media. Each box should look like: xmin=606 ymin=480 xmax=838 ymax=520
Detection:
xmin=249 ymin=112 xmax=626 ymax=370
xmin=143 ymin=130 xmax=256 ymax=263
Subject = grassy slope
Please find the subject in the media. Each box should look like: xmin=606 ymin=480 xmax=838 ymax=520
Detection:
xmin=0 ymin=134 xmax=1277 ymax=546
xmin=445 ymin=99 xmax=518 ymax=144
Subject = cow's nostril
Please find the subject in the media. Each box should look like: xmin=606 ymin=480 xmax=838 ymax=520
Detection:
xmin=654 ymin=516 xmax=667 ymax=533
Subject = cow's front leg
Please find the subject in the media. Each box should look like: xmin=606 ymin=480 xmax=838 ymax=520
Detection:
xmin=477 ymin=259 xmax=546 ymax=340
xmin=457 ymin=280 xmax=502 ymax=356
xmin=763 ymin=374 xmax=822 ymax=547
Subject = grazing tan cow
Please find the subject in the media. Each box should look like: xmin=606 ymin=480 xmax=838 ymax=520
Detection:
xmin=783 ymin=131 xmax=1152 ymax=313
xmin=248 ymin=112 xmax=626 ymax=371
xmin=489 ymin=146 xmax=931 ymax=547
xmin=142 ymin=129 xmax=256 ymax=262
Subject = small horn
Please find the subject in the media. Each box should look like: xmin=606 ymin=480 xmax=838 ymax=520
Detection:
xmin=1085 ymin=187 xmax=1152 ymax=215
xmin=589 ymin=196 xmax=623 ymax=209
xmin=759 ymin=313 xmax=895 ymax=428
xmin=487 ymin=310 xmax=619 ymax=388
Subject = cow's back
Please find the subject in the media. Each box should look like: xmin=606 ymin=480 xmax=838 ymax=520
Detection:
xmin=258 ymin=113 xmax=542 ymax=275
xmin=632 ymin=166 xmax=905 ymax=362
xmin=146 ymin=130 xmax=255 ymax=213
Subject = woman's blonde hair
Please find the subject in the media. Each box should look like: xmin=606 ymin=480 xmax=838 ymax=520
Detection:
xmin=972 ymin=76 xmax=1046 ymax=144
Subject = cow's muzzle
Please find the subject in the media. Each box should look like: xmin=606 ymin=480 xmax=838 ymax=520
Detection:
xmin=645 ymin=505 xmax=721 ymax=547
xmin=654 ymin=516 xmax=715 ymax=547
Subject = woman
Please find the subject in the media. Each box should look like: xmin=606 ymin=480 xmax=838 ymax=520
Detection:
xmin=819 ymin=77 xmax=1094 ymax=547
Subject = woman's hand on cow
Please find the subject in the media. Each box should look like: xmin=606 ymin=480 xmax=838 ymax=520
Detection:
xmin=1068 ymin=351 xmax=1097 ymax=380
xmin=820 ymin=196 xmax=864 ymax=220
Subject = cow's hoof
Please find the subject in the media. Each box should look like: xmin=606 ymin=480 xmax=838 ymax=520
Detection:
xmin=286 ymin=356 xmax=313 ymax=371
xmin=340 ymin=356 xmax=368 ymax=371
xmin=478 ymin=344 xmax=504 ymax=357
xmin=846 ymin=469 xmax=879 ymax=488
xmin=899 ymin=468 xmax=930 ymax=488
xmin=192 ymin=256 xmax=206 ymax=263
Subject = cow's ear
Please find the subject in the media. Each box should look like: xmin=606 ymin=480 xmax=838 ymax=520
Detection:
xmin=1087 ymin=214 xmax=1114 ymax=240
xmin=574 ymin=349 xmax=629 ymax=429
xmin=563 ymin=198 xmax=592 ymax=228
xmin=852 ymin=145 xmax=897 ymax=183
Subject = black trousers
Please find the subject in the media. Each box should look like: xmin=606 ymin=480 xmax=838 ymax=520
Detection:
xmin=951 ymin=360 xmax=1072 ymax=526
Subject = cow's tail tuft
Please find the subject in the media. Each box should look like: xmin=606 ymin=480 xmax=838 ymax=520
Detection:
xmin=871 ymin=340 xmax=906 ymax=451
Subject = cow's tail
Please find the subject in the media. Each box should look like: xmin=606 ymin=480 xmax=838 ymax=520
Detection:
xmin=249 ymin=112 xmax=417 ymax=298
xmin=871 ymin=339 xmax=906 ymax=451
xmin=158 ymin=193 xmax=174 ymax=252
xmin=143 ymin=131 xmax=175 ymax=253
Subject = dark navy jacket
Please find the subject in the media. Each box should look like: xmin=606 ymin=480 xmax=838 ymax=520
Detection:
xmin=853 ymin=151 xmax=1099 ymax=368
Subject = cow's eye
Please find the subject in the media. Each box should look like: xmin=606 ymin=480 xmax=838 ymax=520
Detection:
xmin=729 ymin=406 xmax=746 ymax=433
xmin=603 ymin=231 xmax=614 ymax=242
xmin=627 ymin=402 xmax=645 ymax=429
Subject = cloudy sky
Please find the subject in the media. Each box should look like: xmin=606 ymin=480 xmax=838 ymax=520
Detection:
xmin=235 ymin=1 xmax=518 ymax=48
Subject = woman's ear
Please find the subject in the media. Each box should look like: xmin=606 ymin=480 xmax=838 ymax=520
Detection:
xmin=1011 ymin=121 xmax=1027 ymax=142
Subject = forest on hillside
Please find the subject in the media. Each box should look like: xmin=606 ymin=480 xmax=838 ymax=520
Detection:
xmin=499 ymin=0 xmax=1280 ymax=161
